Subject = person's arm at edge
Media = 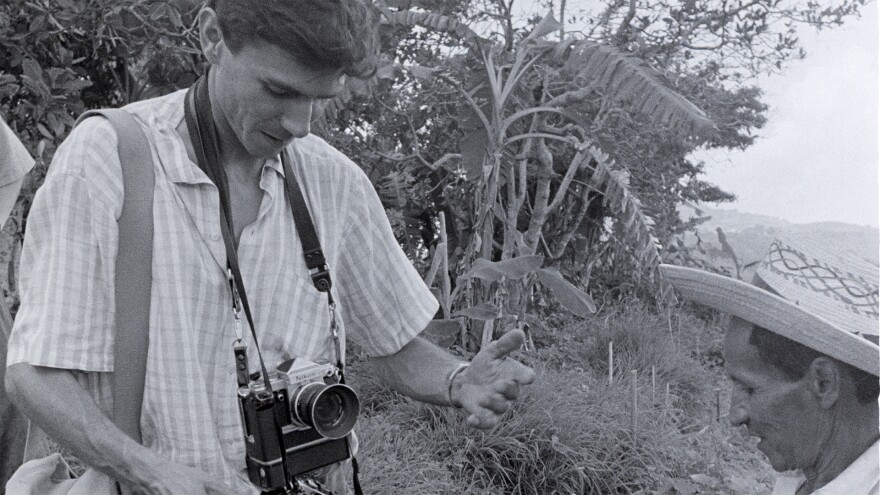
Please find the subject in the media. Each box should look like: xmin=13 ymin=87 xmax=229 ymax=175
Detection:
xmin=5 ymin=363 xmax=232 ymax=494
xmin=368 ymin=335 xmax=463 ymax=406
xmin=6 ymin=364 xmax=162 ymax=490
xmin=3 ymin=116 xmax=233 ymax=494
xmin=369 ymin=330 xmax=536 ymax=429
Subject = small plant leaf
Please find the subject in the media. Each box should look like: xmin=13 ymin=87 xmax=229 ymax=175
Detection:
xmin=453 ymin=302 xmax=502 ymax=321
xmin=715 ymin=227 xmax=741 ymax=280
xmin=405 ymin=64 xmax=435 ymax=81
xmin=462 ymin=255 xmax=544 ymax=282
xmin=537 ymin=267 xmax=596 ymax=317
xmin=671 ymin=479 xmax=699 ymax=494
xmin=421 ymin=319 xmax=460 ymax=347
xmin=524 ymin=11 xmax=563 ymax=42
xmin=689 ymin=473 xmax=716 ymax=487
xmin=380 ymin=9 xmax=483 ymax=44
xmin=459 ymin=127 xmax=488 ymax=182
xmin=423 ymin=241 xmax=447 ymax=288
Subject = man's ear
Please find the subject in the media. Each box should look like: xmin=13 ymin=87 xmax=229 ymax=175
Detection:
xmin=198 ymin=7 xmax=225 ymax=65
xmin=807 ymin=357 xmax=841 ymax=409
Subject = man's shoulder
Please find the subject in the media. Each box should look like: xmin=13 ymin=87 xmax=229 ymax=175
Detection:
xmin=120 ymin=89 xmax=186 ymax=130
xmin=67 ymin=89 xmax=186 ymax=151
xmin=293 ymin=134 xmax=355 ymax=165
xmin=43 ymin=91 xmax=184 ymax=208
xmin=291 ymin=134 xmax=369 ymax=184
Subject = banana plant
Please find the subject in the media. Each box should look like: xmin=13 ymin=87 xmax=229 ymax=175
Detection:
xmin=374 ymin=7 xmax=712 ymax=349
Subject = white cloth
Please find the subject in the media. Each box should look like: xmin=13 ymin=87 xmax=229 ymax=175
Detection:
xmin=772 ymin=439 xmax=879 ymax=495
xmin=0 ymin=118 xmax=34 ymax=225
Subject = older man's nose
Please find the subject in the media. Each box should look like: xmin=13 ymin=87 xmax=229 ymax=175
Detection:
xmin=728 ymin=390 xmax=748 ymax=427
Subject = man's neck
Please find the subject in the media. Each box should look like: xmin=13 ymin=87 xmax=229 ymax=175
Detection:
xmin=798 ymin=405 xmax=879 ymax=494
xmin=206 ymin=71 xmax=264 ymax=183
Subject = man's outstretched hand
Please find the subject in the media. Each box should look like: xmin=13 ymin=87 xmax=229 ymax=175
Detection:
xmin=450 ymin=329 xmax=536 ymax=429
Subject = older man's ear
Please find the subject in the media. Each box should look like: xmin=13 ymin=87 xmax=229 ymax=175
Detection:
xmin=807 ymin=357 xmax=842 ymax=409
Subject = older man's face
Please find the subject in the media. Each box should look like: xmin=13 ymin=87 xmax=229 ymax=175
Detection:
xmin=723 ymin=319 xmax=826 ymax=472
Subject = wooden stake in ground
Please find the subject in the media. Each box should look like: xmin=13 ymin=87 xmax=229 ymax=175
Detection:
xmin=651 ymin=366 xmax=656 ymax=404
xmin=608 ymin=341 xmax=614 ymax=385
xmin=715 ymin=388 xmax=721 ymax=422
xmin=631 ymin=369 xmax=638 ymax=438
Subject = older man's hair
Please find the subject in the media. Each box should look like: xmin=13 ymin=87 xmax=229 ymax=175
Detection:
xmin=206 ymin=0 xmax=380 ymax=78
xmin=748 ymin=324 xmax=879 ymax=404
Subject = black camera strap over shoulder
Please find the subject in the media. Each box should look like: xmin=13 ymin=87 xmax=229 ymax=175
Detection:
xmin=184 ymin=75 xmax=271 ymax=386
xmin=184 ymin=74 xmax=362 ymax=495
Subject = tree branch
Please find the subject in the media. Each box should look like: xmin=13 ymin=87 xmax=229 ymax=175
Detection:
xmin=614 ymin=0 xmax=638 ymax=43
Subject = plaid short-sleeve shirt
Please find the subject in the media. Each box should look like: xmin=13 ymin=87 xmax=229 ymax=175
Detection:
xmin=7 ymin=90 xmax=438 ymax=491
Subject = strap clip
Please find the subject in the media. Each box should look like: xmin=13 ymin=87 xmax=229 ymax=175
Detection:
xmin=304 ymin=249 xmax=331 ymax=292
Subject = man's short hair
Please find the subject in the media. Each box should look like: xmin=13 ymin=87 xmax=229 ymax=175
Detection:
xmin=208 ymin=0 xmax=380 ymax=78
xmin=748 ymin=324 xmax=880 ymax=405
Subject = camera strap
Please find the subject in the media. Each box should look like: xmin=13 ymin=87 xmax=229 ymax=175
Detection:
xmin=185 ymin=76 xmax=298 ymax=493
xmin=184 ymin=75 xmax=273 ymax=391
xmin=184 ymin=73 xmax=362 ymax=495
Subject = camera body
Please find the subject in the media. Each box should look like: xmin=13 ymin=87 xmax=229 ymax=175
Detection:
xmin=237 ymin=353 xmax=360 ymax=492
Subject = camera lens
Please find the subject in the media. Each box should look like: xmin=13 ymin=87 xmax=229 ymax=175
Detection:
xmin=292 ymin=382 xmax=360 ymax=439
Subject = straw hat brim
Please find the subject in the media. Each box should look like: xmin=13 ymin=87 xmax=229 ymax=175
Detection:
xmin=659 ymin=264 xmax=880 ymax=376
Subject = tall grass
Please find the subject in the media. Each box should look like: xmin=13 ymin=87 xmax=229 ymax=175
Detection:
xmin=347 ymin=302 xmax=774 ymax=494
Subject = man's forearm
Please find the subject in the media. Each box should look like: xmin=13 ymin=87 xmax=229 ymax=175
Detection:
xmin=5 ymin=363 xmax=165 ymax=491
xmin=369 ymin=336 xmax=465 ymax=406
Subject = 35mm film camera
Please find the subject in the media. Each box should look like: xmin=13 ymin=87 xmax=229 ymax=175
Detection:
xmin=236 ymin=345 xmax=360 ymax=494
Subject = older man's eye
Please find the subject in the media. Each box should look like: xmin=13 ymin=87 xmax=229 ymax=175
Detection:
xmin=734 ymin=382 xmax=754 ymax=396
xmin=265 ymin=86 xmax=286 ymax=97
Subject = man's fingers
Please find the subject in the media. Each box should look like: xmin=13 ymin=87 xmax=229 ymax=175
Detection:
xmin=496 ymin=380 xmax=519 ymax=400
xmin=479 ymin=393 xmax=511 ymax=414
xmin=515 ymin=362 xmax=536 ymax=385
xmin=467 ymin=408 xmax=501 ymax=429
xmin=497 ymin=355 xmax=536 ymax=386
xmin=484 ymin=328 xmax=526 ymax=360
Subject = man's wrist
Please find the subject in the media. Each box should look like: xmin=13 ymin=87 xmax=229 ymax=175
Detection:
xmin=446 ymin=362 xmax=469 ymax=408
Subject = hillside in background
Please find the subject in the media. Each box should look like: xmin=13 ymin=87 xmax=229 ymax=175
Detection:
xmin=678 ymin=205 xmax=879 ymax=271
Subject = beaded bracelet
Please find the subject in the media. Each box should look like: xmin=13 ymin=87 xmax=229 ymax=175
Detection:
xmin=446 ymin=363 xmax=469 ymax=407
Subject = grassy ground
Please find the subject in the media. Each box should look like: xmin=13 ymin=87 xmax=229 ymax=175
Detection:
xmin=41 ymin=302 xmax=775 ymax=493
xmin=347 ymin=302 xmax=777 ymax=494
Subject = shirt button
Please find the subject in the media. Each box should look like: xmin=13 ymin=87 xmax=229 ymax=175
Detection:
xmin=212 ymin=232 xmax=220 ymax=241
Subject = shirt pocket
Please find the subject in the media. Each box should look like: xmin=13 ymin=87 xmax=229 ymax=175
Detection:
xmin=258 ymin=267 xmax=336 ymax=366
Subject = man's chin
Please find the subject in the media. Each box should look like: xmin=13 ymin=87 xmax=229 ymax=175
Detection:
xmin=758 ymin=440 xmax=793 ymax=472
xmin=255 ymin=133 xmax=298 ymax=158
xmin=247 ymin=142 xmax=287 ymax=161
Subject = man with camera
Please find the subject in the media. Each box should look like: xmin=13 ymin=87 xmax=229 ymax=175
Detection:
xmin=4 ymin=1 xmax=536 ymax=494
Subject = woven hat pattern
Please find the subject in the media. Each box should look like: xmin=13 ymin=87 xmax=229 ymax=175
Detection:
xmin=659 ymin=233 xmax=880 ymax=375
xmin=757 ymin=236 xmax=879 ymax=341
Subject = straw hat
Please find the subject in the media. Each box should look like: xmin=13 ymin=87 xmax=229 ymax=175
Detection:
xmin=659 ymin=233 xmax=879 ymax=376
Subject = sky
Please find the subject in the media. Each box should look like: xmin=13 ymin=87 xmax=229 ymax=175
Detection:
xmin=513 ymin=0 xmax=879 ymax=228
xmin=694 ymin=2 xmax=879 ymax=228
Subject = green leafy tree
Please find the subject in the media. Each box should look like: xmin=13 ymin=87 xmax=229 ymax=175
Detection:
xmin=319 ymin=0 xmax=865 ymax=348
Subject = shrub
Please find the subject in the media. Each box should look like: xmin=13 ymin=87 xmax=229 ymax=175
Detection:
xmin=346 ymin=302 xmax=772 ymax=494
xmin=533 ymin=301 xmax=719 ymax=421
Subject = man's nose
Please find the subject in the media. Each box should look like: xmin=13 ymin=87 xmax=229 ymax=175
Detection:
xmin=728 ymin=389 xmax=748 ymax=427
xmin=280 ymin=98 xmax=314 ymax=139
